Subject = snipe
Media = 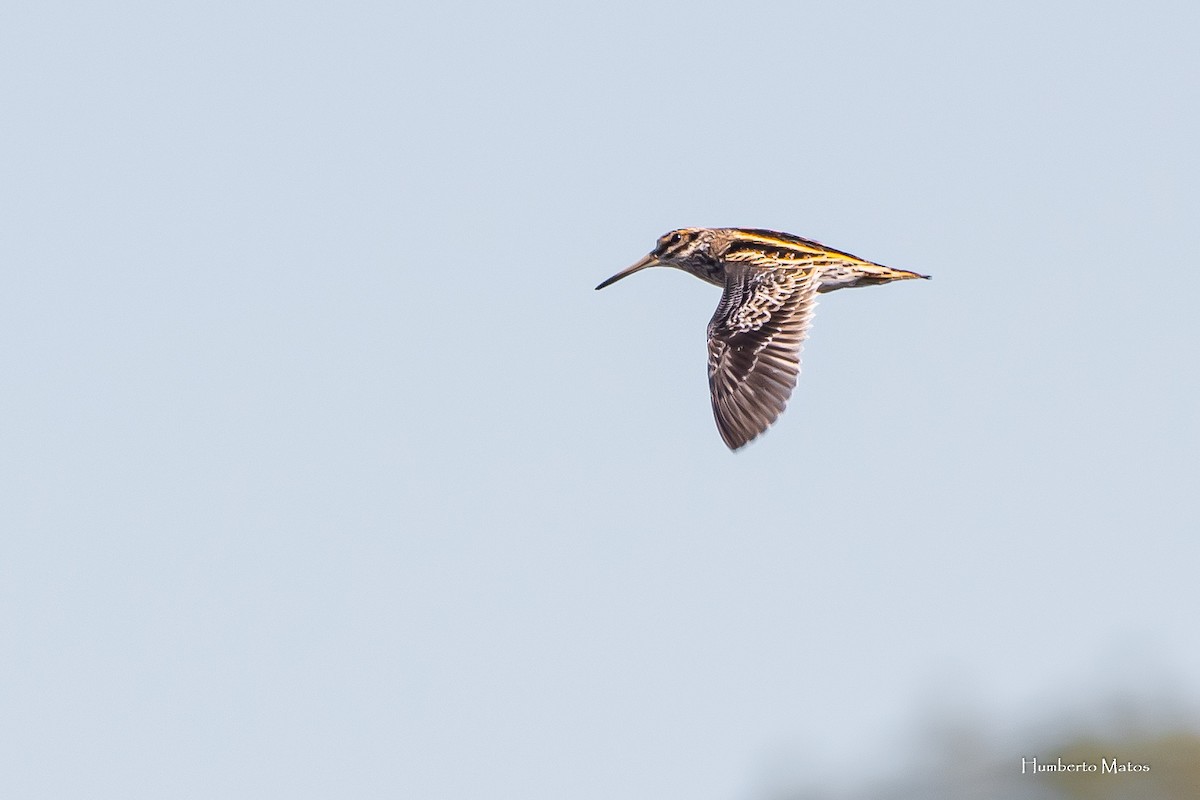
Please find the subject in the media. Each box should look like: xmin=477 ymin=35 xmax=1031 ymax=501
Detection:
xmin=596 ymin=228 xmax=929 ymax=450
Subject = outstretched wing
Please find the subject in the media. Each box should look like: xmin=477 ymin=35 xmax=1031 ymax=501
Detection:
xmin=707 ymin=264 xmax=820 ymax=450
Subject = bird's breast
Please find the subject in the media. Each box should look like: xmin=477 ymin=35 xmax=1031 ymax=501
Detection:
xmin=681 ymin=261 xmax=725 ymax=287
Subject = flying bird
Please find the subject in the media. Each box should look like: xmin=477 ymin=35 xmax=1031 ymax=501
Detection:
xmin=595 ymin=228 xmax=929 ymax=450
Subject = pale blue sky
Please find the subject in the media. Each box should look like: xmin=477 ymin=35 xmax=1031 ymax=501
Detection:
xmin=2 ymin=1 xmax=1198 ymax=798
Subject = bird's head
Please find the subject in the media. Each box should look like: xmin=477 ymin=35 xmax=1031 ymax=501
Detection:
xmin=595 ymin=228 xmax=714 ymax=290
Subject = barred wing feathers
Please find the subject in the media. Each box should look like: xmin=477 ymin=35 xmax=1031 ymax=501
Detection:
xmin=706 ymin=264 xmax=820 ymax=450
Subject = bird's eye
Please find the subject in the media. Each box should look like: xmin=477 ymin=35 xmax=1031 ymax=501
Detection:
xmin=655 ymin=231 xmax=686 ymax=255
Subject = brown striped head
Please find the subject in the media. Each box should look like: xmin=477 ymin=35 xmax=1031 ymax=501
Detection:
xmin=650 ymin=228 xmax=708 ymax=261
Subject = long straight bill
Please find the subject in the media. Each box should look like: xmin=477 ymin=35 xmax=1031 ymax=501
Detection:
xmin=594 ymin=254 xmax=659 ymax=290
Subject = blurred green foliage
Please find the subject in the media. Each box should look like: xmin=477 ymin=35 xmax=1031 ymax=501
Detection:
xmin=1047 ymin=731 xmax=1200 ymax=800
xmin=767 ymin=722 xmax=1200 ymax=799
